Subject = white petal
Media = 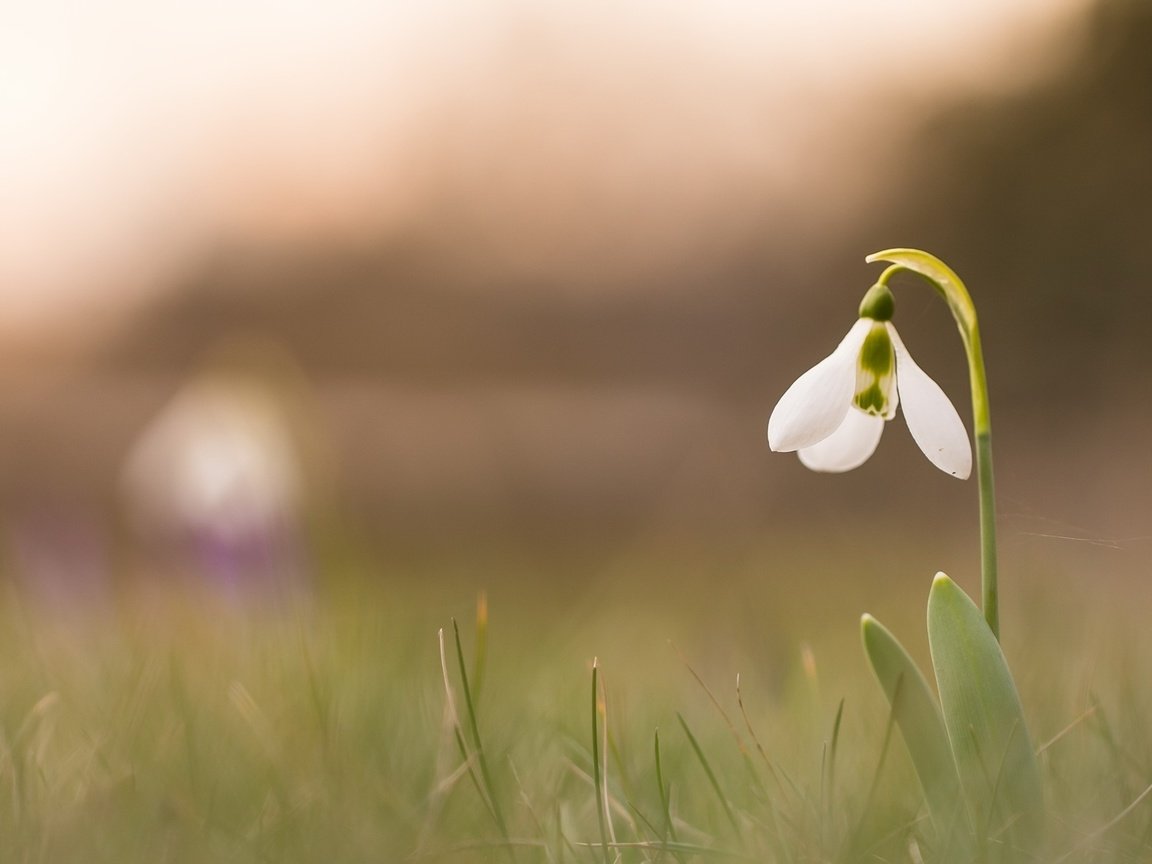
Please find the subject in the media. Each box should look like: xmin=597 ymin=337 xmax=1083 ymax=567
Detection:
xmin=768 ymin=319 xmax=871 ymax=452
xmin=798 ymin=408 xmax=884 ymax=472
xmin=888 ymin=324 xmax=972 ymax=479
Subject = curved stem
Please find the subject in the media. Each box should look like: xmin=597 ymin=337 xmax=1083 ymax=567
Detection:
xmin=965 ymin=328 xmax=999 ymax=641
xmin=866 ymin=249 xmax=999 ymax=640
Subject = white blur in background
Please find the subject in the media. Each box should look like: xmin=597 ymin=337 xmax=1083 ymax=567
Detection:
xmin=121 ymin=371 xmax=307 ymax=594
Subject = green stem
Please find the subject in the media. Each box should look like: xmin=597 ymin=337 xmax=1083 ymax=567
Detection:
xmin=868 ymin=250 xmax=999 ymax=640
xmin=976 ymin=432 xmax=998 ymax=638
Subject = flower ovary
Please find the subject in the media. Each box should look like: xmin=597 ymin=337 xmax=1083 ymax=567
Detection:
xmin=858 ymin=283 xmax=895 ymax=321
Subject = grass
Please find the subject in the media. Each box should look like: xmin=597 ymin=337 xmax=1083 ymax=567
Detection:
xmin=0 ymin=537 xmax=1150 ymax=862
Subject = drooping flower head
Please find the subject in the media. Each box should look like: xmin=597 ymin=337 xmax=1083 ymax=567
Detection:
xmin=767 ymin=283 xmax=971 ymax=478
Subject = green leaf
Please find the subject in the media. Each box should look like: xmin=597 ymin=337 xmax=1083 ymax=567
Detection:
xmin=861 ymin=613 xmax=969 ymax=848
xmin=927 ymin=573 xmax=1043 ymax=849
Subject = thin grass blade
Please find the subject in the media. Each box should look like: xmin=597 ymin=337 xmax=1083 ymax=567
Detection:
xmin=654 ymin=728 xmax=689 ymax=864
xmin=591 ymin=659 xmax=613 ymax=864
xmin=450 ymin=618 xmax=513 ymax=854
xmin=678 ymin=712 xmax=742 ymax=840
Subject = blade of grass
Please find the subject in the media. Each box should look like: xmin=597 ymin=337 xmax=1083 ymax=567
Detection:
xmin=674 ymin=647 xmax=771 ymax=809
xmin=509 ymin=758 xmax=558 ymax=864
xmin=654 ymin=728 xmax=687 ymax=864
xmin=1053 ymin=781 xmax=1152 ymax=864
xmin=735 ymin=673 xmax=785 ymax=794
xmin=1036 ymin=704 xmax=1097 ymax=756
xmin=734 ymin=675 xmax=789 ymax=862
xmin=576 ymin=840 xmax=754 ymax=860
xmin=591 ymin=659 xmax=613 ymax=864
xmin=441 ymin=622 xmax=513 ymax=861
xmin=842 ymin=677 xmax=900 ymax=858
xmin=736 ymin=693 xmax=805 ymax=811
xmin=673 ymin=644 xmax=749 ymax=757
xmin=818 ymin=741 xmax=828 ymax=853
xmin=1089 ymin=699 xmax=1143 ymax=779
xmin=825 ymin=698 xmax=845 ymax=825
xmin=623 ymin=799 xmax=666 ymax=846
xmin=606 ymin=717 xmax=642 ymax=836
xmin=438 ymin=628 xmax=500 ymax=830
xmin=416 ymin=756 xmax=477 ymax=856
xmin=678 ymin=712 xmax=741 ymax=840
xmin=451 ymin=618 xmax=510 ymax=844
xmin=654 ymin=728 xmax=676 ymax=843
xmin=575 ymin=840 xmax=753 ymax=860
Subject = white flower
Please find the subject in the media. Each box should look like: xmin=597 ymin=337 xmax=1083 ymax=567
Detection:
xmin=767 ymin=316 xmax=971 ymax=478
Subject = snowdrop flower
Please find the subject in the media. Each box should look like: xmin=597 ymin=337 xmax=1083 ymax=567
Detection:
xmin=767 ymin=283 xmax=971 ymax=478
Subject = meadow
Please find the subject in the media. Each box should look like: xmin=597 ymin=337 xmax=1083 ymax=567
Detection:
xmin=3 ymin=1 xmax=1148 ymax=860
xmin=0 ymin=533 xmax=1148 ymax=863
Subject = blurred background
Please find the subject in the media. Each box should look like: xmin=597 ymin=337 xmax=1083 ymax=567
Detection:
xmin=2 ymin=0 xmax=1150 ymax=611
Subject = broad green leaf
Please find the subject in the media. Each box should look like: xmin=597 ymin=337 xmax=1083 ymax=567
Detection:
xmin=861 ymin=614 xmax=969 ymax=850
xmin=927 ymin=573 xmax=1043 ymax=850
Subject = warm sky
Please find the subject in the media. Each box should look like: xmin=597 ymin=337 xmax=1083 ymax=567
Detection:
xmin=0 ymin=0 xmax=1091 ymax=341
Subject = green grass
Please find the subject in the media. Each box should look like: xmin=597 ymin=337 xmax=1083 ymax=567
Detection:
xmin=0 ymin=541 xmax=1149 ymax=862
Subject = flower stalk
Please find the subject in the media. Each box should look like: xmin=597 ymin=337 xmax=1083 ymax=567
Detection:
xmin=866 ymin=249 xmax=999 ymax=640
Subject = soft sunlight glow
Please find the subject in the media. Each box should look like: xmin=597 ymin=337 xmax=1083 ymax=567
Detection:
xmin=0 ymin=0 xmax=1092 ymax=339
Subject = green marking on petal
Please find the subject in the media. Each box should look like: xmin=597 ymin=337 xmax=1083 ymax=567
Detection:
xmin=854 ymin=323 xmax=897 ymax=418
xmin=854 ymin=383 xmax=887 ymax=414
xmin=858 ymin=323 xmax=894 ymax=375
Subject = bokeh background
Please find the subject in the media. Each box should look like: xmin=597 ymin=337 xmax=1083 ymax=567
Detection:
xmin=2 ymin=0 xmax=1150 ymax=617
